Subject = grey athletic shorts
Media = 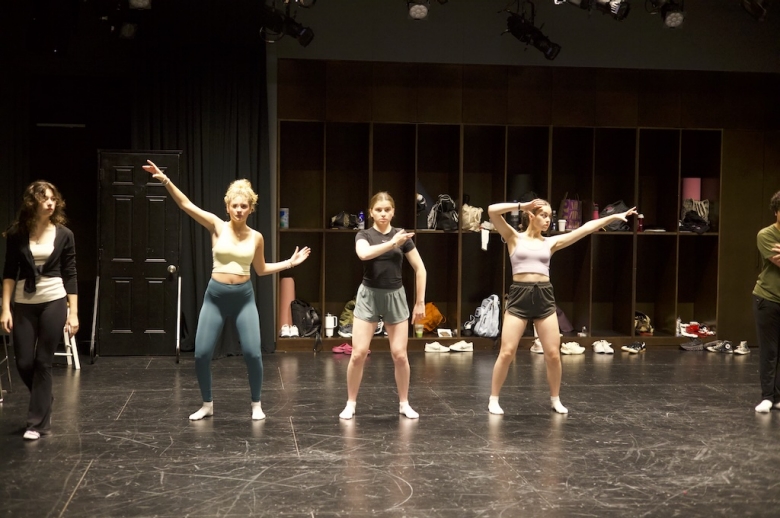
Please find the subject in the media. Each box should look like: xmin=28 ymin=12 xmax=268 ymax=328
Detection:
xmin=353 ymin=284 xmax=410 ymax=324
xmin=505 ymin=281 xmax=556 ymax=321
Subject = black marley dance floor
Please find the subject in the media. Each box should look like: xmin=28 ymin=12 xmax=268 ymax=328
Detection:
xmin=1 ymin=347 xmax=779 ymax=517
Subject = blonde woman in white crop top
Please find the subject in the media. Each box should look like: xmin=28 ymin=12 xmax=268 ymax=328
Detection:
xmin=144 ymin=160 xmax=310 ymax=422
xmin=486 ymin=198 xmax=636 ymax=416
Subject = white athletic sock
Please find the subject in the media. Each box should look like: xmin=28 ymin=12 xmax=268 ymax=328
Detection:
xmin=488 ymin=395 xmax=504 ymax=415
xmin=251 ymin=401 xmax=266 ymax=420
xmin=399 ymin=401 xmax=419 ymax=419
xmin=755 ymin=399 xmax=773 ymax=413
xmin=189 ymin=401 xmax=214 ymax=421
xmin=551 ymin=396 xmax=568 ymax=414
xmin=339 ymin=401 xmax=357 ymax=420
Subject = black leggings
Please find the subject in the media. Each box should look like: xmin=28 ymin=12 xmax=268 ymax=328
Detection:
xmin=12 ymin=297 xmax=67 ymax=433
xmin=753 ymin=295 xmax=780 ymax=402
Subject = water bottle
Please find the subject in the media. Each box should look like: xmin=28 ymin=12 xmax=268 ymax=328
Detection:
xmin=509 ymin=200 xmax=520 ymax=228
xmin=592 ymin=203 xmax=599 ymax=221
xmin=357 ymin=210 xmax=365 ymax=230
xmin=550 ymin=210 xmax=558 ymax=232
xmin=637 ymin=214 xmax=644 ymax=232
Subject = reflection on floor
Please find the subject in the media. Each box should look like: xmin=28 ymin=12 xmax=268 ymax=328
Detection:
xmin=0 ymin=348 xmax=777 ymax=517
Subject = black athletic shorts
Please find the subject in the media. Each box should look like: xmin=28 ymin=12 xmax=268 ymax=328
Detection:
xmin=505 ymin=281 xmax=556 ymax=321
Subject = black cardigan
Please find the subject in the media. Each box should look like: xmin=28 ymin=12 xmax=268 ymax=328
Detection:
xmin=2 ymin=225 xmax=78 ymax=295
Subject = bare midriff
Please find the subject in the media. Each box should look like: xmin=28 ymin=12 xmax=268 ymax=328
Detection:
xmin=212 ymin=273 xmax=251 ymax=285
xmin=512 ymin=272 xmax=550 ymax=283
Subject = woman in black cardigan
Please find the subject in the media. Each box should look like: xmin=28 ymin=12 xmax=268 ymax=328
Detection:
xmin=1 ymin=181 xmax=78 ymax=440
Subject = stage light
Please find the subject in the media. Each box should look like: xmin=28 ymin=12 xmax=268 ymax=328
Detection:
xmin=647 ymin=1 xmax=684 ymax=28
xmin=128 ymin=0 xmax=151 ymax=9
xmin=260 ymin=2 xmax=315 ymax=47
xmin=742 ymin=0 xmax=768 ymax=21
xmin=408 ymin=1 xmax=430 ymax=20
xmin=558 ymin=0 xmax=631 ymax=21
xmin=505 ymin=8 xmax=561 ymax=61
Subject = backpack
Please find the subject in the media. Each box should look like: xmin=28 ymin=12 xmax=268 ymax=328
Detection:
xmin=599 ymin=200 xmax=631 ymax=231
xmin=290 ymin=299 xmax=322 ymax=338
xmin=427 ymin=194 xmax=459 ymax=231
xmin=418 ymin=302 xmax=445 ymax=332
xmin=461 ymin=203 xmax=483 ymax=232
xmin=473 ymin=294 xmax=501 ymax=338
xmin=634 ymin=311 xmax=654 ymax=336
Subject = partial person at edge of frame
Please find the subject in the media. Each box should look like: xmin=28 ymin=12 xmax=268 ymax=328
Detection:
xmin=1 ymin=181 xmax=79 ymax=441
xmin=339 ymin=191 xmax=426 ymax=420
xmin=487 ymin=198 xmax=636 ymax=415
xmin=143 ymin=160 xmax=311 ymax=421
xmin=753 ymin=190 xmax=780 ymax=414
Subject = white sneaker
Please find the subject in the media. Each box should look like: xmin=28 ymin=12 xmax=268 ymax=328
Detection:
xmin=530 ymin=338 xmax=544 ymax=354
xmin=592 ymin=340 xmax=614 ymax=354
xmin=280 ymin=324 xmax=291 ymax=338
xmin=289 ymin=325 xmax=300 ymax=337
xmin=560 ymin=342 xmax=585 ymax=355
xmin=449 ymin=340 xmax=473 ymax=352
xmin=424 ymin=341 xmax=450 ymax=352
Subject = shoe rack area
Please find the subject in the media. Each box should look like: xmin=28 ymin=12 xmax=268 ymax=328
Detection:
xmin=273 ymin=59 xmax=779 ymax=351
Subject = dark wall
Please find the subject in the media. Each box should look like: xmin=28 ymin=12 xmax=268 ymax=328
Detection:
xmin=274 ymin=0 xmax=780 ymax=73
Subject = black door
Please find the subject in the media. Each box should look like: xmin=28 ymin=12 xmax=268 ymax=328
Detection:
xmin=97 ymin=151 xmax=181 ymax=355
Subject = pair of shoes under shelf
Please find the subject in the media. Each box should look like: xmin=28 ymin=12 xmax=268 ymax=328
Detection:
xmin=280 ymin=324 xmax=299 ymax=338
xmin=592 ymin=340 xmax=614 ymax=354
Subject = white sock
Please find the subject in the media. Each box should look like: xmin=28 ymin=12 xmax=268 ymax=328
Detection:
xmin=189 ymin=401 xmax=213 ymax=421
xmin=551 ymin=396 xmax=568 ymax=414
xmin=774 ymin=402 xmax=780 ymax=410
xmin=488 ymin=395 xmax=504 ymax=415
xmin=399 ymin=401 xmax=419 ymax=419
xmin=755 ymin=399 xmax=773 ymax=413
xmin=251 ymin=401 xmax=266 ymax=421
xmin=339 ymin=401 xmax=356 ymax=420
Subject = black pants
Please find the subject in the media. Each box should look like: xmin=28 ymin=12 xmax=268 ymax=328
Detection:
xmin=12 ymin=297 xmax=67 ymax=433
xmin=753 ymin=295 xmax=780 ymax=402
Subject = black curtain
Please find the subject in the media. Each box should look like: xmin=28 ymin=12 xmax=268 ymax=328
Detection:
xmin=131 ymin=2 xmax=274 ymax=354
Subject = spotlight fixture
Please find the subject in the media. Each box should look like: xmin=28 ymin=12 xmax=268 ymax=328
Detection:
xmin=260 ymin=1 xmax=315 ymax=47
xmin=742 ymin=0 xmax=768 ymax=21
xmin=128 ymin=0 xmax=151 ymax=9
xmin=408 ymin=1 xmax=430 ymax=20
xmin=647 ymin=1 xmax=685 ymax=28
xmin=505 ymin=2 xmax=561 ymax=61
xmin=558 ymin=0 xmax=631 ymax=21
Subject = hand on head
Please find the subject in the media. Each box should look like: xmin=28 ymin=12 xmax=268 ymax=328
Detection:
xmin=521 ymin=199 xmax=546 ymax=213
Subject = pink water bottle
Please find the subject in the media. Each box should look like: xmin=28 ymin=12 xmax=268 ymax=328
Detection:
xmin=592 ymin=203 xmax=599 ymax=221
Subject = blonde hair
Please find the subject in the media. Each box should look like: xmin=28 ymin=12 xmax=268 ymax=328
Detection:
xmin=369 ymin=191 xmax=395 ymax=211
xmin=224 ymin=179 xmax=258 ymax=211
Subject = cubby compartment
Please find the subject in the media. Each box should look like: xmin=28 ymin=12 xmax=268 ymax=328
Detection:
xmin=681 ymin=130 xmax=722 ymax=230
xmin=323 ymin=231 xmax=364 ymax=318
xmin=638 ymin=129 xmax=680 ymax=232
xmin=507 ymin=126 xmax=550 ymax=202
xmin=372 ymin=123 xmax=416 ymax=230
xmin=415 ymin=233 xmax=459 ymax=335
xmin=591 ymin=234 xmax=634 ymax=336
xmin=325 ymin=123 xmax=370 ymax=227
xmin=677 ymin=235 xmax=718 ymax=327
xmin=551 ymin=127 xmax=594 ymax=226
xmin=463 ymin=125 xmax=506 ymax=211
xmin=417 ymin=124 xmax=461 ymax=231
xmin=279 ymin=121 xmax=324 ymax=229
xmin=636 ymin=234 xmax=678 ymax=335
xmin=461 ymin=232 xmax=505 ymax=325
xmin=549 ymin=238 xmax=592 ymax=335
xmin=280 ymin=231 xmax=323 ymax=311
xmin=594 ymin=128 xmax=637 ymax=229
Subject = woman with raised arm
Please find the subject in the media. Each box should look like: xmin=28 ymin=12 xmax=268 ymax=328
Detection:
xmin=487 ymin=198 xmax=636 ymax=415
xmin=144 ymin=161 xmax=310 ymax=421
xmin=339 ymin=192 xmax=426 ymax=420
xmin=2 ymin=181 xmax=79 ymax=440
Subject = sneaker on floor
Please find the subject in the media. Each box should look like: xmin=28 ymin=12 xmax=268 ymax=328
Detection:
xmin=560 ymin=342 xmax=585 ymax=355
xmin=289 ymin=325 xmax=300 ymax=338
xmin=621 ymin=341 xmax=646 ymax=354
xmin=734 ymin=341 xmax=750 ymax=355
xmin=424 ymin=341 xmax=450 ymax=352
xmin=338 ymin=324 xmax=353 ymax=338
xmin=332 ymin=343 xmax=350 ymax=354
xmin=592 ymin=340 xmax=613 ymax=354
xmin=280 ymin=324 xmax=291 ymax=338
xmin=449 ymin=340 xmax=473 ymax=352
xmin=23 ymin=430 xmax=41 ymax=441
xmin=530 ymin=338 xmax=544 ymax=354
xmin=706 ymin=340 xmax=733 ymax=353
xmin=680 ymin=338 xmax=704 ymax=351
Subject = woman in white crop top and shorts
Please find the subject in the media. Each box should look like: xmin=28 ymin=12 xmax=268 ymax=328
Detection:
xmin=144 ymin=161 xmax=310 ymax=421
xmin=487 ymin=198 xmax=636 ymax=415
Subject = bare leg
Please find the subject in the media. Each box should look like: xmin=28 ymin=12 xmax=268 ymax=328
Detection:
xmin=536 ymin=312 xmax=567 ymax=413
xmin=340 ymin=317 xmax=374 ymax=419
xmin=386 ymin=320 xmax=418 ymax=418
xmin=489 ymin=312 xmax=527 ymax=414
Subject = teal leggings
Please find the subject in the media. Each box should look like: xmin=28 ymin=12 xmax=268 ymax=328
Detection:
xmin=195 ymin=279 xmax=263 ymax=402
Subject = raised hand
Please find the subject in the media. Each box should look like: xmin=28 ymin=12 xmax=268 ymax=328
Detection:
xmin=142 ymin=160 xmax=168 ymax=184
xmin=617 ymin=207 xmax=638 ymax=220
xmin=391 ymin=229 xmax=415 ymax=248
xmin=521 ymin=199 xmax=547 ymax=214
xmin=289 ymin=246 xmax=312 ymax=267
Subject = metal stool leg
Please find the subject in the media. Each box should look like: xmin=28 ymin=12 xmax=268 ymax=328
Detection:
xmin=0 ymin=333 xmax=11 ymax=401
xmin=55 ymin=306 xmax=80 ymax=370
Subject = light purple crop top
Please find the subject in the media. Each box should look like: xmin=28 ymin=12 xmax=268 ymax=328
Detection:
xmin=509 ymin=237 xmax=553 ymax=276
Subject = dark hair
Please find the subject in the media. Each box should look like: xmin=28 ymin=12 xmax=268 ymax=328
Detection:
xmin=771 ymin=191 xmax=780 ymax=215
xmin=521 ymin=199 xmax=551 ymax=229
xmin=3 ymin=181 xmax=67 ymax=237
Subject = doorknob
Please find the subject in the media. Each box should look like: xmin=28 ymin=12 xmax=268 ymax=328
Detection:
xmin=167 ymin=265 xmax=178 ymax=274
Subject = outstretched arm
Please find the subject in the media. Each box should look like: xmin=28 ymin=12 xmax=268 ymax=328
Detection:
xmin=143 ymin=160 xmax=223 ymax=233
xmin=551 ymin=206 xmax=637 ymax=253
xmin=252 ymin=232 xmax=311 ymax=276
